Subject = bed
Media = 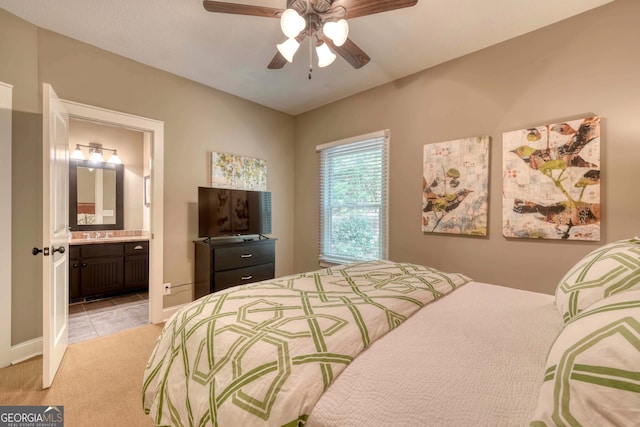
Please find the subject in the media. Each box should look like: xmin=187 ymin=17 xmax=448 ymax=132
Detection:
xmin=143 ymin=238 xmax=640 ymax=426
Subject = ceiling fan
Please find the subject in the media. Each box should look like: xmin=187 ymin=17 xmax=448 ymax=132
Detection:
xmin=202 ymin=0 xmax=418 ymax=71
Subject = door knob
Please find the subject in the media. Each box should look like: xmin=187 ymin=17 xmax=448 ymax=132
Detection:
xmin=52 ymin=246 xmax=66 ymax=254
xmin=32 ymin=247 xmax=50 ymax=256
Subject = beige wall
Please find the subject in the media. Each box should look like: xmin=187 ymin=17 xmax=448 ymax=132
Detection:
xmin=1 ymin=9 xmax=296 ymax=345
xmin=294 ymin=0 xmax=640 ymax=295
xmin=1 ymin=9 xmax=42 ymax=345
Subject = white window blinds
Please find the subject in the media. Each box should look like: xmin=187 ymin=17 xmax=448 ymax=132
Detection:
xmin=317 ymin=130 xmax=389 ymax=265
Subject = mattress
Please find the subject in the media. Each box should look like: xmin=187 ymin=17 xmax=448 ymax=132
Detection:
xmin=307 ymin=282 xmax=563 ymax=427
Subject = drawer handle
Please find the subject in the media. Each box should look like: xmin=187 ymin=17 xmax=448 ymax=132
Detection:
xmin=241 ymin=275 xmax=253 ymax=281
xmin=133 ymin=245 xmax=144 ymax=250
xmin=240 ymin=253 xmax=253 ymax=258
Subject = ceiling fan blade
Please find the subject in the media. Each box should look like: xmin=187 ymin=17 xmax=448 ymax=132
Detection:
xmin=203 ymin=1 xmax=283 ymax=18
xmin=267 ymin=52 xmax=288 ymax=69
xmin=331 ymin=0 xmax=418 ymax=19
xmin=323 ymin=36 xmax=370 ymax=69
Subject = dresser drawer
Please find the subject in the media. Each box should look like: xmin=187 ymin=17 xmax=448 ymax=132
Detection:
xmin=214 ymin=263 xmax=274 ymax=292
xmin=214 ymin=242 xmax=275 ymax=271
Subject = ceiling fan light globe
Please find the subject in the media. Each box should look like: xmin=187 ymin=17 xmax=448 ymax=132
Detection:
xmin=281 ymin=9 xmax=305 ymax=38
xmin=323 ymin=19 xmax=348 ymax=47
xmin=277 ymin=38 xmax=300 ymax=63
xmin=316 ymin=43 xmax=336 ymax=68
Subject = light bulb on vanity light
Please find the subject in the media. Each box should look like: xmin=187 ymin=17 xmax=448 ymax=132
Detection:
xmin=70 ymin=144 xmax=86 ymax=160
xmin=89 ymin=148 xmax=104 ymax=163
xmin=108 ymin=150 xmax=122 ymax=164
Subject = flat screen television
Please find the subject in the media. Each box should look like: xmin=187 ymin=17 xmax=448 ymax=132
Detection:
xmin=198 ymin=186 xmax=272 ymax=239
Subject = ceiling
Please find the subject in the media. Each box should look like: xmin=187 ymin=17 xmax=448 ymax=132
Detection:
xmin=0 ymin=0 xmax=613 ymax=115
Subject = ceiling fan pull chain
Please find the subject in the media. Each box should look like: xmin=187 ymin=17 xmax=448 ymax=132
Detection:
xmin=308 ymin=36 xmax=313 ymax=79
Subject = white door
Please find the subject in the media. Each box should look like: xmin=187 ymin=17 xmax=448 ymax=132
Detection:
xmin=41 ymin=83 xmax=70 ymax=388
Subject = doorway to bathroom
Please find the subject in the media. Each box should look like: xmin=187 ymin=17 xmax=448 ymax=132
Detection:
xmin=60 ymin=99 xmax=165 ymax=344
xmin=67 ymin=117 xmax=151 ymax=343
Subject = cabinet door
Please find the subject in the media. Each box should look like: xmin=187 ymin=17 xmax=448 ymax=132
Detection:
xmin=124 ymin=254 xmax=149 ymax=290
xmin=69 ymin=260 xmax=81 ymax=300
xmin=80 ymin=257 xmax=124 ymax=297
xmin=69 ymin=246 xmax=81 ymax=300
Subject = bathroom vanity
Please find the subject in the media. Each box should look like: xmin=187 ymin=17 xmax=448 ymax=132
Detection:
xmin=69 ymin=236 xmax=149 ymax=302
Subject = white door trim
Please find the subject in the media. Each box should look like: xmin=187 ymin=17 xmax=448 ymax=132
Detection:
xmin=0 ymin=81 xmax=13 ymax=369
xmin=60 ymin=100 xmax=164 ymax=324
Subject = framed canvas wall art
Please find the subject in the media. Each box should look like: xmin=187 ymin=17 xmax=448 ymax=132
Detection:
xmin=422 ymin=136 xmax=490 ymax=236
xmin=210 ymin=152 xmax=267 ymax=191
xmin=502 ymin=116 xmax=600 ymax=241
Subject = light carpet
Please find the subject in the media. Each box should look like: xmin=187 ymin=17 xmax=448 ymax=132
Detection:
xmin=0 ymin=323 xmax=163 ymax=427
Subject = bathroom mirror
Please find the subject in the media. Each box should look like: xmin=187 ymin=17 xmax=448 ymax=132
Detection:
xmin=69 ymin=159 xmax=124 ymax=231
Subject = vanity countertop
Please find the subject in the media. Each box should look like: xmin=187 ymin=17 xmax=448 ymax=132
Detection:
xmin=70 ymin=230 xmax=150 ymax=245
xmin=70 ymin=235 xmax=150 ymax=245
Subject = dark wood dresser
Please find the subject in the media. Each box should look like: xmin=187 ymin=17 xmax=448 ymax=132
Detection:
xmin=193 ymin=238 xmax=276 ymax=299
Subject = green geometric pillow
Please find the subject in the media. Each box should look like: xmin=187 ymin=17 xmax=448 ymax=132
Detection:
xmin=555 ymin=237 xmax=640 ymax=323
xmin=530 ymin=290 xmax=640 ymax=426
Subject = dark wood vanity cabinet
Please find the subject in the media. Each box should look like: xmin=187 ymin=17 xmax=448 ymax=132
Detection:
xmin=124 ymin=242 xmax=150 ymax=290
xmin=194 ymin=238 xmax=276 ymax=299
xmin=70 ymin=241 xmax=149 ymax=302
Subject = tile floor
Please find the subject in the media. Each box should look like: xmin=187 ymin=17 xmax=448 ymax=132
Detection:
xmin=68 ymin=292 xmax=149 ymax=344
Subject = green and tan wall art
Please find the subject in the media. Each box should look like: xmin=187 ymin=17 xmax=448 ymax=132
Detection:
xmin=422 ymin=136 xmax=490 ymax=236
xmin=210 ymin=151 xmax=267 ymax=191
xmin=502 ymin=116 xmax=601 ymax=241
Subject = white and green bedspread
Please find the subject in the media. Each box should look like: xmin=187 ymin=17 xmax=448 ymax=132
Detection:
xmin=142 ymin=260 xmax=471 ymax=426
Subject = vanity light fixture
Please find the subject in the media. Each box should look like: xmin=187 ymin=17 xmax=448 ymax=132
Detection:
xmin=70 ymin=142 xmax=123 ymax=164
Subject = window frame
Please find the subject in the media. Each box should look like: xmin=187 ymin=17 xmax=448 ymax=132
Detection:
xmin=316 ymin=130 xmax=389 ymax=265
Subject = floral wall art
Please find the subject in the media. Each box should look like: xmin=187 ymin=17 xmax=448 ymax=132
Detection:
xmin=502 ymin=116 xmax=601 ymax=241
xmin=422 ymin=136 xmax=490 ymax=236
xmin=210 ymin=152 xmax=267 ymax=191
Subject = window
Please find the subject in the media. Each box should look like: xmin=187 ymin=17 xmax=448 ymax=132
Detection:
xmin=317 ymin=130 xmax=389 ymax=264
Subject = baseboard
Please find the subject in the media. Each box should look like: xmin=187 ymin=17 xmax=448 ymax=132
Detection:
xmin=11 ymin=337 xmax=43 ymax=365
xmin=10 ymin=306 xmax=185 ymax=363
xmin=162 ymin=302 xmax=190 ymax=322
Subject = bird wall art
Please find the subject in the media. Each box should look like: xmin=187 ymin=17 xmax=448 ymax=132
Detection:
xmin=422 ymin=136 xmax=490 ymax=235
xmin=502 ymin=116 xmax=601 ymax=241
